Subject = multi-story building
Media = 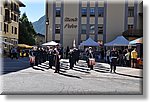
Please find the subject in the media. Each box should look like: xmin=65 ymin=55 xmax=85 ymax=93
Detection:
xmin=46 ymin=0 xmax=143 ymax=48
xmin=0 ymin=0 xmax=25 ymax=53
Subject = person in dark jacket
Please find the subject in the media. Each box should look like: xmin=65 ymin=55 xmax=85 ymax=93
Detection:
xmin=48 ymin=47 xmax=54 ymax=69
xmin=110 ymin=48 xmax=118 ymax=73
xmin=69 ymin=49 xmax=75 ymax=69
xmin=86 ymin=47 xmax=94 ymax=70
xmin=33 ymin=47 xmax=39 ymax=66
xmin=66 ymin=46 xmax=69 ymax=59
xmin=54 ymin=47 xmax=60 ymax=73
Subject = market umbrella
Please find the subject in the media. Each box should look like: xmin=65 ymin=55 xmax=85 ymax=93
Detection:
xmin=129 ymin=37 xmax=143 ymax=45
xmin=42 ymin=41 xmax=58 ymax=46
xmin=18 ymin=44 xmax=33 ymax=49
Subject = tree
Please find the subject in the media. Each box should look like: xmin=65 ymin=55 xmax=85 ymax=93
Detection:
xmin=19 ymin=13 xmax=36 ymax=45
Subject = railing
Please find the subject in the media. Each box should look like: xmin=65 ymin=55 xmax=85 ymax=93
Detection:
xmin=122 ymin=29 xmax=143 ymax=37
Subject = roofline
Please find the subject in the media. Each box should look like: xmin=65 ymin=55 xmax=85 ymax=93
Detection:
xmin=15 ymin=0 xmax=26 ymax=7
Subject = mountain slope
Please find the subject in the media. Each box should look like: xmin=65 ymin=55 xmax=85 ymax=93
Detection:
xmin=32 ymin=15 xmax=46 ymax=35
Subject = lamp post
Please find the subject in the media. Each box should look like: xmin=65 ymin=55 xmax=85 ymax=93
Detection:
xmin=45 ymin=0 xmax=49 ymax=43
xmin=45 ymin=18 xmax=49 ymax=43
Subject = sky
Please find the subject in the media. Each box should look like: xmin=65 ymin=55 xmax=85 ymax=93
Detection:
xmin=20 ymin=0 xmax=45 ymax=23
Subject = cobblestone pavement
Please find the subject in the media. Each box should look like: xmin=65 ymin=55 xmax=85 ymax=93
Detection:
xmin=1 ymin=58 xmax=143 ymax=95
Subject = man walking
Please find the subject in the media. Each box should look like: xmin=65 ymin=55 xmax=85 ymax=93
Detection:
xmin=131 ymin=48 xmax=138 ymax=68
xmin=110 ymin=48 xmax=118 ymax=73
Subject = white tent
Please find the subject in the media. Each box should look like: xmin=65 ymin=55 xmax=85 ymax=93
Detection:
xmin=42 ymin=41 xmax=58 ymax=46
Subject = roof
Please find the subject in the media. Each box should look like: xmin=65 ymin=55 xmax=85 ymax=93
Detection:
xmin=15 ymin=0 xmax=26 ymax=7
xmin=104 ymin=36 xmax=129 ymax=46
xmin=80 ymin=37 xmax=99 ymax=46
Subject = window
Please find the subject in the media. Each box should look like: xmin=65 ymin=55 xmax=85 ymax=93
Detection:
xmin=81 ymin=24 xmax=86 ymax=34
xmin=98 ymin=24 xmax=103 ymax=34
xmin=12 ymin=26 xmax=13 ymax=34
xmin=128 ymin=7 xmax=134 ymax=17
xmin=5 ymin=9 xmax=10 ymax=21
xmin=128 ymin=25 xmax=134 ymax=30
xmin=4 ymin=38 xmax=7 ymax=48
xmin=56 ymin=7 xmax=61 ymax=17
xmin=82 ymin=8 xmax=87 ymax=17
xmin=11 ymin=13 xmax=13 ymax=20
xmin=0 ymin=7 xmax=2 ymax=15
xmin=14 ymin=15 xmax=16 ymax=21
xmin=98 ymin=7 xmax=104 ymax=17
xmin=55 ymin=24 xmax=60 ymax=34
xmin=90 ymin=8 xmax=95 ymax=17
xmin=89 ymin=25 xmax=95 ymax=34
xmin=4 ymin=23 xmax=6 ymax=32
xmin=0 ymin=22 xmax=2 ymax=31
xmin=4 ymin=23 xmax=8 ymax=33
xmin=15 ymin=27 xmax=17 ymax=34
xmin=7 ymin=24 xmax=8 ymax=32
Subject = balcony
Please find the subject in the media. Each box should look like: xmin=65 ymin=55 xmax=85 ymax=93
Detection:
xmin=4 ymin=9 xmax=11 ymax=23
xmin=4 ymin=16 xmax=11 ymax=23
xmin=4 ymin=2 xmax=11 ymax=9
xmin=122 ymin=29 xmax=143 ymax=37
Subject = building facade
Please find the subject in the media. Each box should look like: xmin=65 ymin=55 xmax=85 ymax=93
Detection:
xmin=0 ymin=0 xmax=25 ymax=53
xmin=46 ymin=0 xmax=143 ymax=48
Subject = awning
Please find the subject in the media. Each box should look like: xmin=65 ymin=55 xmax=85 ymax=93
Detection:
xmin=18 ymin=44 xmax=33 ymax=49
xmin=79 ymin=37 xmax=99 ymax=47
xmin=129 ymin=37 xmax=143 ymax=45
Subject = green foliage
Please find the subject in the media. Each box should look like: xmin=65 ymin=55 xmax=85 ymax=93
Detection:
xmin=19 ymin=13 xmax=36 ymax=46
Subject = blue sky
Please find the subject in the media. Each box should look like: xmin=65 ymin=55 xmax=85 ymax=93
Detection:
xmin=20 ymin=0 xmax=45 ymax=22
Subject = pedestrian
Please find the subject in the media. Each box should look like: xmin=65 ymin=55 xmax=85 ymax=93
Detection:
xmin=106 ymin=49 xmax=110 ymax=64
xmin=34 ymin=47 xmax=39 ymax=66
xmin=69 ymin=48 xmax=75 ymax=69
xmin=48 ymin=46 xmax=54 ymax=69
xmin=110 ymin=48 xmax=118 ymax=73
xmin=54 ymin=47 xmax=60 ymax=73
xmin=76 ymin=48 xmax=80 ymax=63
xmin=38 ymin=47 xmax=42 ymax=65
xmin=125 ymin=49 xmax=130 ymax=67
xmin=86 ymin=47 xmax=94 ymax=70
xmin=131 ymin=48 xmax=138 ymax=68
xmin=66 ymin=46 xmax=69 ymax=59
xmin=29 ymin=48 xmax=35 ymax=66
xmin=101 ymin=48 xmax=104 ymax=60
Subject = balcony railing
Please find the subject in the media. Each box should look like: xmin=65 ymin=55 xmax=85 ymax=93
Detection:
xmin=4 ymin=2 xmax=11 ymax=9
xmin=122 ymin=29 xmax=143 ymax=37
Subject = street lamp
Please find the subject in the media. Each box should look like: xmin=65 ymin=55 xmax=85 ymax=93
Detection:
xmin=45 ymin=18 xmax=49 ymax=42
xmin=46 ymin=19 xmax=49 ymax=25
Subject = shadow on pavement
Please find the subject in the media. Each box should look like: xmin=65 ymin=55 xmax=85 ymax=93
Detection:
xmin=2 ymin=57 xmax=30 ymax=75
xmin=32 ymin=67 xmax=45 ymax=71
xmin=59 ymin=72 xmax=81 ymax=79
xmin=116 ymin=72 xmax=143 ymax=78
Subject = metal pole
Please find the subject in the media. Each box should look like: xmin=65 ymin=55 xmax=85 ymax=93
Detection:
xmin=45 ymin=0 xmax=48 ymax=43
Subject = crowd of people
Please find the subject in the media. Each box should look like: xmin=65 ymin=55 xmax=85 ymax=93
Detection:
xmin=106 ymin=47 xmax=138 ymax=73
xmin=9 ymin=43 xmax=140 ymax=74
xmin=28 ymin=45 xmax=99 ymax=73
